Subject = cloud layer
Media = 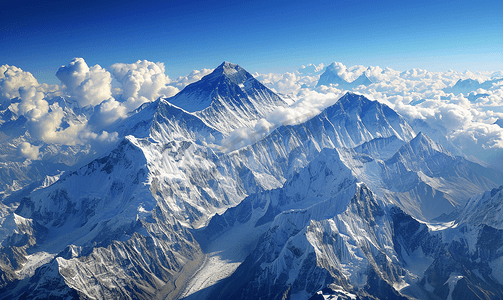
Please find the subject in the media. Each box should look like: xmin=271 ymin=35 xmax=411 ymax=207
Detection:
xmin=1 ymin=59 xmax=502 ymax=169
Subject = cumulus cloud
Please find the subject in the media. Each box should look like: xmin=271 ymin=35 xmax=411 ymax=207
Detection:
xmin=87 ymin=97 xmax=128 ymax=130
xmin=255 ymin=72 xmax=302 ymax=94
xmin=254 ymin=72 xmax=319 ymax=95
xmin=221 ymin=119 xmax=275 ymax=151
xmin=25 ymin=101 xmax=119 ymax=147
xmin=267 ymin=89 xmax=343 ymax=126
xmin=26 ymin=103 xmax=81 ymax=145
xmin=0 ymin=65 xmax=39 ymax=104
xmin=56 ymin=58 xmax=112 ymax=107
xmin=17 ymin=142 xmax=40 ymax=160
xmin=110 ymin=60 xmax=180 ymax=112
xmin=0 ymin=61 xmax=120 ymax=148
xmin=18 ymin=86 xmax=49 ymax=118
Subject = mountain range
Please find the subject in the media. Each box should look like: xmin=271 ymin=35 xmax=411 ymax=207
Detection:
xmin=1 ymin=62 xmax=503 ymax=299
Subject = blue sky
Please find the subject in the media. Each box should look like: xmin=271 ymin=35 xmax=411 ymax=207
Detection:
xmin=1 ymin=0 xmax=502 ymax=84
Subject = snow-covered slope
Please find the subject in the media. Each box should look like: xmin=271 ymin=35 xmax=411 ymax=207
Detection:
xmin=181 ymin=121 xmax=503 ymax=299
xmin=196 ymin=145 xmax=503 ymax=300
xmin=0 ymin=136 xmax=208 ymax=299
xmin=112 ymin=98 xmax=224 ymax=145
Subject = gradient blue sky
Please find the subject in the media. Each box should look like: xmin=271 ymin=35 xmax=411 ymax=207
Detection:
xmin=2 ymin=0 xmax=502 ymax=84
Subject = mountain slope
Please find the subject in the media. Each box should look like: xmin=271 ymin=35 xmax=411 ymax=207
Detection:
xmin=181 ymin=128 xmax=503 ymax=299
xmin=196 ymin=145 xmax=503 ymax=300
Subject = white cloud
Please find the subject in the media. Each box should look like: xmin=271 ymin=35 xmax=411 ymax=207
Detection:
xmin=254 ymin=71 xmax=320 ymax=95
xmin=18 ymin=86 xmax=49 ymax=119
xmin=0 ymin=65 xmax=39 ymax=104
xmin=111 ymin=60 xmax=166 ymax=99
xmin=268 ymin=89 xmax=343 ymax=126
xmin=17 ymin=142 xmax=40 ymax=160
xmin=110 ymin=60 xmax=180 ymax=112
xmin=258 ymin=72 xmax=302 ymax=94
xmin=87 ymin=97 xmax=128 ymax=130
xmin=26 ymin=104 xmax=81 ymax=145
xmin=16 ymin=93 xmax=119 ymax=148
xmin=56 ymin=58 xmax=112 ymax=107
xmin=26 ymin=103 xmax=119 ymax=147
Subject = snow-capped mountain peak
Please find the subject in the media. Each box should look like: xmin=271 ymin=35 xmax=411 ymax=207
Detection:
xmin=216 ymin=61 xmax=246 ymax=79
xmin=166 ymin=62 xmax=289 ymax=134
